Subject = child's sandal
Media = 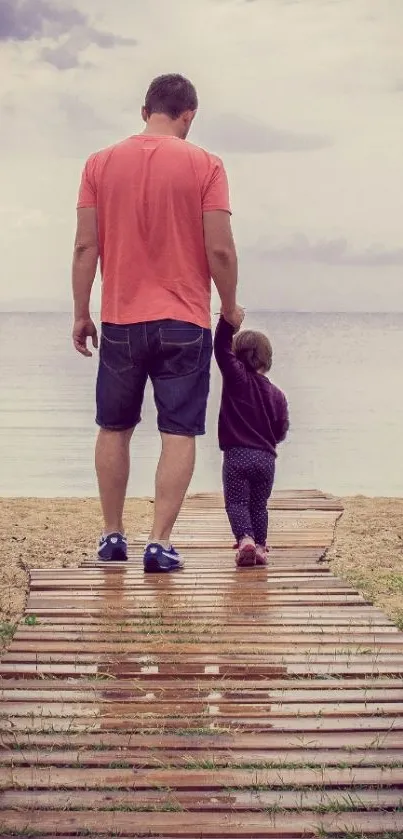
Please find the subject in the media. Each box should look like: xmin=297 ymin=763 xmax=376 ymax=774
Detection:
xmin=256 ymin=544 xmax=269 ymax=566
xmin=236 ymin=537 xmax=256 ymax=567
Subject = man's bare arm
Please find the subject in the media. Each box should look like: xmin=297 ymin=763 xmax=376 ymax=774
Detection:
xmin=72 ymin=207 xmax=99 ymax=357
xmin=203 ymin=210 xmax=243 ymax=330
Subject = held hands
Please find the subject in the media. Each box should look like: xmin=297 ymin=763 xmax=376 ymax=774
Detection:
xmin=221 ymin=304 xmax=245 ymax=332
xmin=72 ymin=317 xmax=98 ymax=357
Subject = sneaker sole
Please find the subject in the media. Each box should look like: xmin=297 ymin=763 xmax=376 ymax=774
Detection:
xmin=143 ymin=557 xmax=183 ymax=574
xmin=236 ymin=545 xmax=256 ymax=567
xmin=97 ymin=548 xmax=128 ymax=563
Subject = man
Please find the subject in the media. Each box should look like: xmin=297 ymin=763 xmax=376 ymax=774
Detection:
xmin=72 ymin=73 xmax=243 ymax=572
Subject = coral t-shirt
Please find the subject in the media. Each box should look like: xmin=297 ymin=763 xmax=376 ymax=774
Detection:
xmin=77 ymin=135 xmax=231 ymax=329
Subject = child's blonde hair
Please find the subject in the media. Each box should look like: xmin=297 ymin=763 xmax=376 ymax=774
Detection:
xmin=233 ymin=329 xmax=272 ymax=373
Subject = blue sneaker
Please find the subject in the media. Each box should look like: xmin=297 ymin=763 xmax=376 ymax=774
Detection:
xmin=97 ymin=532 xmax=128 ymax=562
xmin=143 ymin=543 xmax=184 ymax=573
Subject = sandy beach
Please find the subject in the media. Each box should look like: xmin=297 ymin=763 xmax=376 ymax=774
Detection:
xmin=1 ymin=495 xmax=403 ymax=649
xmin=327 ymin=496 xmax=403 ymax=629
xmin=0 ymin=498 xmax=153 ymax=648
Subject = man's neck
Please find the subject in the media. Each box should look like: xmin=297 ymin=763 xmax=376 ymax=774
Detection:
xmin=143 ymin=115 xmax=182 ymax=138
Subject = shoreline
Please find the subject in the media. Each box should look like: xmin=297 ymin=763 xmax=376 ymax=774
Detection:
xmin=1 ymin=495 xmax=403 ymax=649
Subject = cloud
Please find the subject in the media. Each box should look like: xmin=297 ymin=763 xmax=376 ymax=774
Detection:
xmin=41 ymin=43 xmax=84 ymax=70
xmin=251 ymin=235 xmax=403 ymax=267
xmin=58 ymin=93 xmax=113 ymax=132
xmin=194 ymin=113 xmax=331 ymax=154
xmin=0 ymin=0 xmax=137 ymax=69
xmin=0 ymin=85 xmax=117 ymax=157
xmin=0 ymin=0 xmax=84 ymax=40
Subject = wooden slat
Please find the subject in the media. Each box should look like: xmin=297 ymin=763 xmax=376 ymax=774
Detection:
xmin=18 ymin=614 xmax=396 ymax=626
xmin=1 ymin=747 xmax=401 ymax=768
xmin=3 ymin=649 xmax=403 ymax=664
xmin=1 ymin=787 xmax=401 ymax=811
xmin=3 ymin=715 xmax=403 ymax=733
xmin=0 ymin=810 xmax=401 ymax=835
xmin=1 ymin=765 xmax=402 ymax=789
xmin=2 ymin=676 xmax=402 ymax=693
xmin=12 ymin=634 xmax=400 ymax=650
xmin=2 ymin=663 xmax=403 ymax=679
xmin=2 ymin=730 xmax=403 ymax=750
xmin=12 ymin=632 xmax=403 ymax=648
xmin=31 ymin=579 xmax=354 ymax=591
xmin=3 ymin=701 xmax=403 ymax=720
xmin=10 ymin=639 xmax=403 ymax=655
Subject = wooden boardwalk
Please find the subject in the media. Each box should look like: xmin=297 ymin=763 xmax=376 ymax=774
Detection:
xmin=1 ymin=489 xmax=403 ymax=837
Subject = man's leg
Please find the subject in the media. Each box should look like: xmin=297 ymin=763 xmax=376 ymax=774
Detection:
xmin=145 ymin=320 xmax=212 ymax=571
xmin=95 ymin=427 xmax=134 ymax=535
xmin=95 ymin=322 xmax=147 ymax=561
xmin=150 ymin=433 xmax=195 ymax=543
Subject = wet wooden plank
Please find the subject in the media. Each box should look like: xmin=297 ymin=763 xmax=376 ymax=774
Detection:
xmin=30 ymin=568 xmax=332 ymax=580
xmin=137 ymin=537 xmax=337 ymax=547
xmin=9 ymin=640 xmax=403 ymax=657
xmin=22 ymin=606 xmax=386 ymax=616
xmin=19 ymin=592 xmax=375 ymax=610
xmin=1 ymin=765 xmax=402 ymax=789
xmin=31 ymin=579 xmax=353 ymax=591
xmin=1 ymin=787 xmax=400 ymax=811
xmin=19 ymin=615 xmax=396 ymax=627
xmin=13 ymin=631 xmax=401 ymax=644
xmin=30 ymin=567 xmax=334 ymax=578
xmin=2 ymin=677 xmax=402 ymax=697
xmin=2 ymin=662 xmax=403 ymax=678
xmin=4 ymin=648 xmax=403 ymax=665
xmin=0 ymin=809 xmax=401 ymax=836
xmin=2 ymin=730 xmax=402 ymax=751
xmin=30 ymin=584 xmax=346 ymax=596
xmin=3 ymin=714 xmax=403 ymax=733
xmin=1 ymin=747 xmax=401 ymax=768
xmin=3 ymin=700 xmax=403 ymax=719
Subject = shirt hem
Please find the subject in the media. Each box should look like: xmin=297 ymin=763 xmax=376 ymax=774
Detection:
xmin=220 ymin=443 xmax=277 ymax=457
xmin=101 ymin=312 xmax=212 ymax=330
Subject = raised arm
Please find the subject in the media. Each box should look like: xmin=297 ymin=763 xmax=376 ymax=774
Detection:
xmin=214 ymin=316 xmax=247 ymax=386
xmin=202 ymin=157 xmax=243 ymax=331
xmin=203 ymin=210 xmax=239 ymax=325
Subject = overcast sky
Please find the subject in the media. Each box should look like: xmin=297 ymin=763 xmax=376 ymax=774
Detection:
xmin=1 ymin=0 xmax=402 ymax=312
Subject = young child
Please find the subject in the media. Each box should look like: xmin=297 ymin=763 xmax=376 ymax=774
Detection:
xmin=214 ymin=315 xmax=289 ymax=566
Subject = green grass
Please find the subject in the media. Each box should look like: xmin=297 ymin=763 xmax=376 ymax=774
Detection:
xmin=24 ymin=615 xmax=38 ymax=626
xmin=0 ymin=621 xmax=17 ymax=642
xmin=394 ymin=610 xmax=403 ymax=631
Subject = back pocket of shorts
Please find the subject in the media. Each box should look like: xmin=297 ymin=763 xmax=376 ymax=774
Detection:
xmin=159 ymin=325 xmax=203 ymax=376
xmin=101 ymin=324 xmax=132 ymax=373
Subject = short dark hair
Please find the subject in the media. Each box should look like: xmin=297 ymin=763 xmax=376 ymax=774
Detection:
xmin=144 ymin=74 xmax=198 ymax=120
xmin=233 ymin=330 xmax=273 ymax=373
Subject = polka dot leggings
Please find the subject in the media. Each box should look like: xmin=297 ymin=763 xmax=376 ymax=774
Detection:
xmin=223 ymin=447 xmax=276 ymax=546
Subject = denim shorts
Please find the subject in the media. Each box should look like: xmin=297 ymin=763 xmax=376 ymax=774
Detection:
xmin=96 ymin=320 xmax=213 ymax=436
